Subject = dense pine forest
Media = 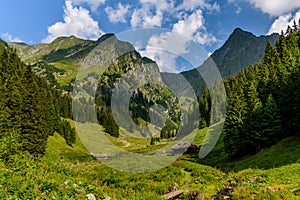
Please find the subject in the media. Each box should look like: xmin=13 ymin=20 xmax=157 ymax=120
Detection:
xmin=197 ymin=22 xmax=300 ymax=160
xmin=224 ymin=23 xmax=300 ymax=156
xmin=0 ymin=39 xmax=75 ymax=159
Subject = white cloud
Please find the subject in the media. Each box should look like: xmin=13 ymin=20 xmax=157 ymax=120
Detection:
xmin=1 ymin=33 xmax=23 ymax=43
xmin=131 ymin=7 xmax=164 ymax=28
xmin=130 ymin=0 xmax=174 ymax=28
xmin=72 ymin=0 xmax=105 ymax=12
xmin=139 ymin=10 xmax=215 ymax=72
xmin=177 ymin=0 xmax=220 ymax=12
xmin=105 ymin=3 xmax=130 ymax=24
xmin=129 ymin=0 xmax=218 ymax=72
xmin=235 ymin=5 xmax=242 ymax=14
xmin=246 ymin=0 xmax=300 ymax=16
xmin=173 ymin=10 xmax=204 ymax=38
xmin=140 ymin=0 xmax=174 ymax=11
xmin=140 ymin=31 xmax=190 ymax=73
xmin=267 ymin=10 xmax=300 ymax=34
xmin=42 ymin=0 xmax=104 ymax=43
xmin=194 ymin=31 xmax=217 ymax=46
xmin=173 ymin=10 xmax=216 ymax=45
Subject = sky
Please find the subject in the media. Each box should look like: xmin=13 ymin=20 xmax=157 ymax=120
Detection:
xmin=1 ymin=0 xmax=300 ymax=72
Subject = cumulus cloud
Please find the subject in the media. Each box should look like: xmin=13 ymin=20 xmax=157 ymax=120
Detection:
xmin=173 ymin=10 xmax=204 ymax=37
xmin=140 ymin=32 xmax=190 ymax=73
xmin=130 ymin=0 xmax=174 ymax=28
xmin=246 ymin=0 xmax=300 ymax=16
xmin=140 ymin=0 xmax=174 ymax=12
xmin=128 ymin=0 xmax=219 ymax=72
xmin=42 ymin=0 xmax=104 ymax=43
xmin=131 ymin=8 xmax=164 ymax=28
xmin=172 ymin=9 xmax=216 ymax=46
xmin=72 ymin=0 xmax=106 ymax=12
xmin=139 ymin=10 xmax=215 ymax=72
xmin=1 ymin=33 xmax=23 ymax=43
xmin=105 ymin=3 xmax=130 ymax=24
xmin=267 ymin=10 xmax=300 ymax=35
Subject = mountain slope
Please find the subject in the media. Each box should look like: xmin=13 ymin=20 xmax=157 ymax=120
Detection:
xmin=180 ymin=28 xmax=279 ymax=93
xmin=9 ymin=28 xmax=279 ymax=93
xmin=9 ymin=35 xmax=93 ymax=62
xmin=211 ymin=28 xmax=279 ymax=76
xmin=71 ymin=34 xmax=181 ymax=138
xmin=0 ymin=39 xmax=75 ymax=157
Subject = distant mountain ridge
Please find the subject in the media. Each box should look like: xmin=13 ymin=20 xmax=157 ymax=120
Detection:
xmin=210 ymin=28 xmax=279 ymax=76
xmin=178 ymin=28 xmax=279 ymax=93
xmin=8 ymin=28 xmax=279 ymax=94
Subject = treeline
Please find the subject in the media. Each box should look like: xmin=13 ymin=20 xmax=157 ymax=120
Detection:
xmin=0 ymin=39 xmax=74 ymax=160
xmin=221 ymin=21 xmax=300 ymax=158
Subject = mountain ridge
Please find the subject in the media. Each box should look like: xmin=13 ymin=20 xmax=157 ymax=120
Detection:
xmin=7 ymin=28 xmax=279 ymax=94
xmin=177 ymin=28 xmax=279 ymax=94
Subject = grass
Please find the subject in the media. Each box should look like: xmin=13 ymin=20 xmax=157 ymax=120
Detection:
xmin=50 ymin=60 xmax=79 ymax=87
xmin=0 ymin=123 xmax=300 ymax=199
xmin=232 ymin=164 xmax=300 ymax=199
xmin=220 ymin=136 xmax=300 ymax=172
xmin=200 ymin=132 xmax=300 ymax=172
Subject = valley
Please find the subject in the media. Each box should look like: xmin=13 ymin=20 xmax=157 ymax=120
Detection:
xmin=0 ymin=25 xmax=300 ymax=199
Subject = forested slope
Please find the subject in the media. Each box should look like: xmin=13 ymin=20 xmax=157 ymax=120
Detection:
xmin=199 ymin=22 xmax=300 ymax=164
xmin=0 ymin=39 xmax=75 ymax=159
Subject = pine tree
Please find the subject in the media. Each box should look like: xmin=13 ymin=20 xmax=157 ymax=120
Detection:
xmin=223 ymin=92 xmax=247 ymax=157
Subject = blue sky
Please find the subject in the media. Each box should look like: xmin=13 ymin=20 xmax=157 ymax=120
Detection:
xmin=1 ymin=0 xmax=300 ymax=72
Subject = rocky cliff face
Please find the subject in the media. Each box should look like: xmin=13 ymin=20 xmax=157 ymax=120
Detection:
xmin=70 ymin=34 xmax=180 ymax=136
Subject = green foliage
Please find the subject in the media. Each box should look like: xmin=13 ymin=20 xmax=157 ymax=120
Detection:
xmin=56 ymin=119 xmax=76 ymax=146
xmin=30 ymin=61 xmax=65 ymax=88
xmin=0 ymin=121 xmax=299 ymax=199
xmin=222 ymin=24 xmax=300 ymax=158
xmin=0 ymin=40 xmax=74 ymax=158
xmin=96 ymin=108 xmax=119 ymax=137
xmin=0 ymin=129 xmax=22 ymax=161
xmin=160 ymin=119 xmax=177 ymax=139
xmin=150 ymin=137 xmax=155 ymax=145
xmin=102 ymin=113 xmax=119 ymax=137
xmin=198 ymin=87 xmax=211 ymax=128
xmin=150 ymin=137 xmax=160 ymax=145
xmin=95 ymin=51 xmax=180 ymax=138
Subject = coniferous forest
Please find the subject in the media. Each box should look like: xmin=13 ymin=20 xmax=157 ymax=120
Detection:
xmin=0 ymin=23 xmax=300 ymax=199
xmin=222 ymin=24 xmax=300 ymax=157
xmin=0 ymin=39 xmax=75 ymax=159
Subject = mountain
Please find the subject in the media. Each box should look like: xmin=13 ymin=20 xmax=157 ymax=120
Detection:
xmin=51 ymin=34 xmax=181 ymax=138
xmin=201 ymin=24 xmax=300 ymax=163
xmin=0 ymin=24 xmax=300 ymax=199
xmin=7 ymin=28 xmax=279 ymax=137
xmin=9 ymin=28 xmax=279 ymax=92
xmin=9 ymin=35 xmax=102 ymax=89
xmin=210 ymin=28 xmax=279 ymax=76
xmin=177 ymin=28 xmax=279 ymax=94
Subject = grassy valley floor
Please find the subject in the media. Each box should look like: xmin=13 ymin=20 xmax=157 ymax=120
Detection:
xmin=0 ymin=127 xmax=300 ymax=199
